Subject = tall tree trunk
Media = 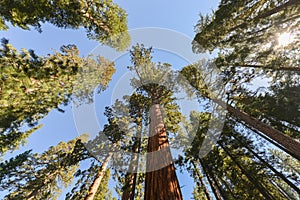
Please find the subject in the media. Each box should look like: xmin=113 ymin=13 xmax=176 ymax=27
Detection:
xmin=217 ymin=143 xmax=275 ymax=200
xmin=144 ymin=103 xmax=183 ymax=200
xmin=183 ymin=70 xmax=300 ymax=159
xmin=191 ymin=160 xmax=213 ymax=200
xmin=230 ymin=129 xmax=300 ymax=194
xmin=214 ymin=99 xmax=300 ymax=160
xmin=271 ymin=180 xmax=296 ymax=199
xmin=85 ymin=153 xmax=112 ymax=200
xmin=198 ymin=158 xmax=224 ymax=200
xmin=229 ymin=0 xmax=300 ymax=32
xmin=122 ymin=128 xmax=141 ymax=200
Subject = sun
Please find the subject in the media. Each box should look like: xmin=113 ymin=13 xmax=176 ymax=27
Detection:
xmin=277 ymin=32 xmax=294 ymax=47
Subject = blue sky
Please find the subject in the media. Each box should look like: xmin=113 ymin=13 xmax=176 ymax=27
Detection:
xmin=0 ymin=1 xmax=220 ymax=199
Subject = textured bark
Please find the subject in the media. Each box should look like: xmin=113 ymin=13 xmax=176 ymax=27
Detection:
xmin=214 ymin=99 xmax=300 ymax=160
xmin=85 ymin=153 xmax=112 ymax=200
xmin=144 ymin=104 xmax=183 ymax=200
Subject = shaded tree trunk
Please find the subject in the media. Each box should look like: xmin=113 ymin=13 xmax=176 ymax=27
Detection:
xmin=85 ymin=153 xmax=112 ymax=200
xmin=230 ymin=130 xmax=300 ymax=194
xmin=199 ymin=158 xmax=224 ymax=200
xmin=229 ymin=0 xmax=300 ymax=32
xmin=144 ymin=103 xmax=182 ymax=200
xmin=191 ymin=160 xmax=213 ymax=200
xmin=270 ymin=180 xmax=296 ymax=199
xmin=212 ymin=99 xmax=300 ymax=160
xmin=214 ymin=175 xmax=235 ymax=199
xmin=122 ymin=129 xmax=141 ymax=200
xmin=217 ymin=142 xmax=275 ymax=200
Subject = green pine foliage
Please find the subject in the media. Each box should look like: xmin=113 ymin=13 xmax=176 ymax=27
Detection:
xmin=0 ymin=0 xmax=130 ymax=50
xmin=0 ymin=39 xmax=115 ymax=156
xmin=0 ymin=135 xmax=89 ymax=199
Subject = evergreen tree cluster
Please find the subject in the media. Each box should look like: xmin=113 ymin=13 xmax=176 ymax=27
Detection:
xmin=0 ymin=0 xmax=299 ymax=199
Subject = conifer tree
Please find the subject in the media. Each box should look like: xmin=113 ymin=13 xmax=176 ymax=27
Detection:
xmin=0 ymin=0 xmax=130 ymax=50
xmin=193 ymin=0 xmax=300 ymax=71
xmin=180 ymin=64 xmax=300 ymax=159
xmin=0 ymin=135 xmax=89 ymax=199
xmin=128 ymin=44 xmax=183 ymax=199
xmin=0 ymin=39 xmax=115 ymax=156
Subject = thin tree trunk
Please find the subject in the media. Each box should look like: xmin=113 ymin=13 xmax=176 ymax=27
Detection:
xmin=213 ymin=99 xmax=300 ymax=160
xmin=217 ymin=143 xmax=275 ymax=200
xmin=144 ymin=103 xmax=183 ymax=200
xmin=122 ymin=128 xmax=141 ymax=200
xmin=214 ymin=175 xmax=235 ymax=199
xmin=199 ymin=158 xmax=224 ymax=200
xmin=85 ymin=153 xmax=112 ymax=200
xmin=229 ymin=0 xmax=300 ymax=32
xmin=270 ymin=180 xmax=296 ymax=199
xmin=191 ymin=160 xmax=213 ymax=200
xmin=230 ymin=130 xmax=300 ymax=194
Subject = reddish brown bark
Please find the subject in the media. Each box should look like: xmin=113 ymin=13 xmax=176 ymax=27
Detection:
xmin=122 ymin=173 xmax=137 ymax=200
xmin=214 ymin=99 xmax=300 ymax=160
xmin=185 ymin=69 xmax=300 ymax=159
xmin=144 ymin=104 xmax=183 ymax=200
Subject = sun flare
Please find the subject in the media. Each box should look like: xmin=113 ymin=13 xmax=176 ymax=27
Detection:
xmin=277 ymin=32 xmax=294 ymax=47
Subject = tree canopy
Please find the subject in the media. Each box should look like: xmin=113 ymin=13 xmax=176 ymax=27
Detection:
xmin=0 ymin=0 xmax=299 ymax=199
xmin=0 ymin=39 xmax=115 ymax=156
xmin=0 ymin=0 xmax=130 ymax=51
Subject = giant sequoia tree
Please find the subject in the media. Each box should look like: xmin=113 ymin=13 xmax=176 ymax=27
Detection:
xmin=1 ymin=1 xmax=299 ymax=199
xmin=190 ymin=0 xmax=300 ymax=159
xmin=128 ymin=44 xmax=183 ymax=199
